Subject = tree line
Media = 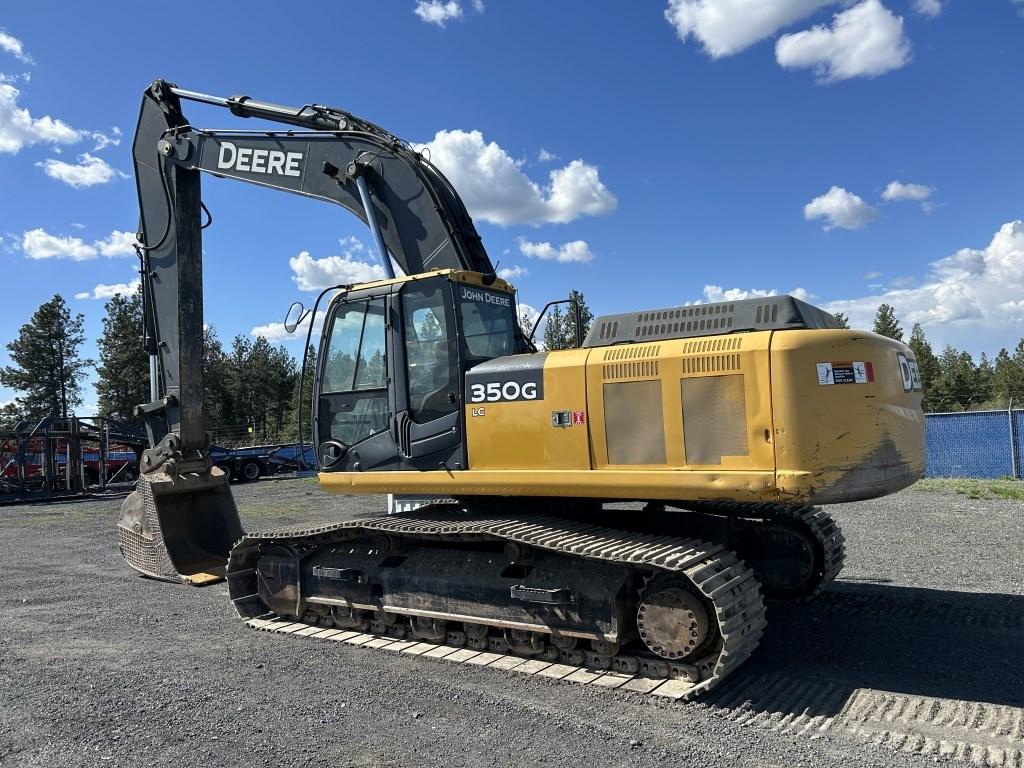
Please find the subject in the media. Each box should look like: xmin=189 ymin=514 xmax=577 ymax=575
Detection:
xmin=0 ymin=291 xmax=311 ymax=445
xmin=2 ymin=290 xmax=1021 ymax=436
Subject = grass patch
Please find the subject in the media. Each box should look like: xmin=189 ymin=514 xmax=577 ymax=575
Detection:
xmin=913 ymin=477 xmax=1024 ymax=501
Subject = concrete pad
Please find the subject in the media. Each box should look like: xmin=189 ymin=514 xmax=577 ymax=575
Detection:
xmin=565 ymin=668 xmax=605 ymax=684
xmin=487 ymin=655 xmax=527 ymax=671
xmin=512 ymin=659 xmax=553 ymax=675
xmin=381 ymin=640 xmax=419 ymax=653
xmin=536 ymin=663 xmax=577 ymax=680
xmin=310 ymin=628 xmax=342 ymax=639
xmin=444 ymin=648 xmax=483 ymax=663
xmin=620 ymin=677 xmax=665 ymax=694
xmin=589 ymin=672 xmax=634 ymax=689
xmin=463 ymin=652 xmax=503 ymax=666
xmin=327 ymin=631 xmax=360 ymax=642
xmin=342 ymin=633 xmax=375 ymax=646
xmin=648 ymin=679 xmax=695 ymax=699
xmin=422 ymin=645 xmax=460 ymax=659
xmin=399 ymin=643 xmax=438 ymax=656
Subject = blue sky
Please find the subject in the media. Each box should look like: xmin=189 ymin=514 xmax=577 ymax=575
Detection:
xmin=2 ymin=1 xmax=1023 ymax=411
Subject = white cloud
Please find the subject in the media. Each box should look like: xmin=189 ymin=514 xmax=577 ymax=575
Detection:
xmin=518 ymin=238 xmax=594 ymax=264
xmin=0 ymin=29 xmax=33 ymax=64
xmin=804 ymin=186 xmax=879 ymax=230
xmin=289 ymin=236 xmax=386 ymax=291
xmin=20 ymin=228 xmax=138 ymax=260
xmin=21 ymin=228 xmax=96 ymax=261
xmin=776 ymin=0 xmax=911 ymax=82
xmin=497 ymin=265 xmax=528 ymax=281
xmin=538 ymin=148 xmax=558 ymax=163
xmin=95 ymin=230 xmax=140 ymax=257
xmin=36 ymin=153 xmax=128 ymax=188
xmin=913 ymin=0 xmax=942 ymax=17
xmin=864 ymin=270 xmax=882 ymax=280
xmin=471 ymin=0 xmax=484 ymax=11
xmin=91 ymin=126 xmax=121 ymax=151
xmin=881 ymin=180 xmax=934 ymax=202
xmin=698 ymin=285 xmax=812 ymax=304
xmin=75 ymin=279 xmax=141 ymax=300
xmin=414 ymin=0 xmax=463 ymax=26
xmin=664 ymin=0 xmax=834 ymax=58
xmin=417 ymin=130 xmax=616 ymax=226
xmin=0 ymin=82 xmax=80 ymax=153
xmin=702 ymin=285 xmax=777 ymax=302
xmin=825 ymin=221 xmax=1024 ymax=344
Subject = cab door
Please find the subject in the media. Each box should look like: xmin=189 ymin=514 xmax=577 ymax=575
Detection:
xmin=391 ymin=277 xmax=464 ymax=470
xmin=315 ymin=295 xmax=399 ymax=471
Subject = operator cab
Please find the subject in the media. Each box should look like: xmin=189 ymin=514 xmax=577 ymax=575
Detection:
xmin=314 ymin=271 xmax=522 ymax=473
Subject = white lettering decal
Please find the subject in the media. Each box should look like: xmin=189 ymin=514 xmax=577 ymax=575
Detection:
xmin=250 ymin=148 xmax=267 ymax=174
xmin=217 ymin=141 xmax=237 ymax=169
xmin=216 ymin=141 xmax=303 ymax=178
xmin=521 ymin=382 xmax=538 ymax=400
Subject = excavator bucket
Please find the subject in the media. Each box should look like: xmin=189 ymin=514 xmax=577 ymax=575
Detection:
xmin=117 ymin=466 xmax=243 ymax=585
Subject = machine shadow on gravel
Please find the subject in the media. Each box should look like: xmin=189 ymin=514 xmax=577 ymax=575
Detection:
xmin=705 ymin=581 xmax=1024 ymax=715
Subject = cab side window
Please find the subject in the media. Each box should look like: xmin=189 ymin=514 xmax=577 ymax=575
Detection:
xmin=403 ymin=283 xmax=458 ymax=423
xmin=321 ymin=299 xmax=389 ymax=446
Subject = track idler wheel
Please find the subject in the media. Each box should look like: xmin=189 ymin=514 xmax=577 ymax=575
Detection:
xmin=636 ymin=584 xmax=711 ymax=661
xmin=747 ymin=523 xmax=819 ymax=600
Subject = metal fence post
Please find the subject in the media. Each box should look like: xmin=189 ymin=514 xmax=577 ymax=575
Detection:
xmin=1010 ymin=398 xmax=1020 ymax=480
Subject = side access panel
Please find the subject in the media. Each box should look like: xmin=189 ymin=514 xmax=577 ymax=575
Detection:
xmin=465 ymin=350 xmax=592 ymax=471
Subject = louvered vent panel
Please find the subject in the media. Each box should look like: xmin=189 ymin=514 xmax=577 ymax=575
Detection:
xmin=681 ymin=353 xmax=742 ymax=376
xmin=602 ymin=344 xmax=661 ymax=361
xmin=602 ymin=360 xmax=660 ymax=380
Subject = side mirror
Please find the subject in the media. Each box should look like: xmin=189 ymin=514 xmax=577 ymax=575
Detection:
xmin=284 ymin=301 xmax=309 ymax=334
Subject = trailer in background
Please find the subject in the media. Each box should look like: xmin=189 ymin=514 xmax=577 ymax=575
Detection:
xmin=210 ymin=443 xmax=315 ymax=482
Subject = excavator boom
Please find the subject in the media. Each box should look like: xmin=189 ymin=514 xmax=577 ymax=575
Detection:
xmin=119 ymin=80 xmax=495 ymax=583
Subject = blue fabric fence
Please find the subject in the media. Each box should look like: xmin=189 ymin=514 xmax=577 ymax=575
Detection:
xmin=925 ymin=409 xmax=1022 ymax=479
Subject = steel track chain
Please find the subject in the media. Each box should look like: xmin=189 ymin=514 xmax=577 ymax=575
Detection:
xmin=227 ymin=507 xmax=767 ymax=698
xmin=681 ymin=501 xmax=846 ymax=599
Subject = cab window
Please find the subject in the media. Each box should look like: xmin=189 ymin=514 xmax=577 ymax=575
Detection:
xmin=403 ymin=283 xmax=458 ymax=423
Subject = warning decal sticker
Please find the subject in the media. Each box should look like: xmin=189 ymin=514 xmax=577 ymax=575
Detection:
xmin=816 ymin=361 xmax=874 ymax=386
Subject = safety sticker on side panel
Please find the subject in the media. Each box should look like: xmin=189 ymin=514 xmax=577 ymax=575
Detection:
xmin=817 ymin=361 xmax=873 ymax=385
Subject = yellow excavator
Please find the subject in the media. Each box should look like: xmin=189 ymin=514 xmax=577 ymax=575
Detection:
xmin=117 ymin=81 xmax=925 ymax=697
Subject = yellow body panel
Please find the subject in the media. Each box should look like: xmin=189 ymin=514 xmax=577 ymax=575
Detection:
xmin=466 ymin=349 xmax=591 ymax=470
xmin=319 ymin=328 xmax=925 ymax=505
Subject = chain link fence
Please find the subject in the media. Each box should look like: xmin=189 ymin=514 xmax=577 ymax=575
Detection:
xmin=925 ymin=409 xmax=1022 ymax=479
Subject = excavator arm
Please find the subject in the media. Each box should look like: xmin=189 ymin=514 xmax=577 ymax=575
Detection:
xmin=119 ymin=80 xmax=495 ymax=583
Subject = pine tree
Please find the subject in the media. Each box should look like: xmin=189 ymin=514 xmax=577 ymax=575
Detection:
xmin=563 ymin=290 xmax=594 ymax=349
xmin=288 ymin=344 xmax=317 ymax=445
xmin=872 ymin=303 xmax=904 ymax=341
xmin=908 ymin=323 xmax=941 ymax=412
xmin=832 ymin=312 xmax=850 ymax=329
xmin=0 ymin=401 xmax=23 ymax=430
xmin=95 ymin=290 xmax=149 ymax=422
xmin=543 ymin=304 xmax=565 ymax=351
xmin=202 ymin=326 xmax=233 ymax=435
xmin=542 ymin=290 xmax=594 ymax=350
xmin=0 ymin=295 xmax=90 ymax=420
xmin=992 ymin=341 xmax=1024 ymax=407
xmin=935 ymin=345 xmax=978 ymax=411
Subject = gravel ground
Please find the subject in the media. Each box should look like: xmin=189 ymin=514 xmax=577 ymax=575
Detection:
xmin=1 ymin=480 xmax=1021 ymax=768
